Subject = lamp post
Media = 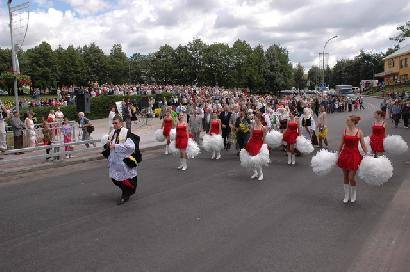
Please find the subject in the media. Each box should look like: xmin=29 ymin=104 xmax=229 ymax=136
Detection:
xmin=321 ymin=35 xmax=338 ymax=87
xmin=7 ymin=0 xmax=19 ymax=113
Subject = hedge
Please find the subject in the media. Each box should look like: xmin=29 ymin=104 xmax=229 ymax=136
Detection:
xmin=20 ymin=93 xmax=174 ymax=122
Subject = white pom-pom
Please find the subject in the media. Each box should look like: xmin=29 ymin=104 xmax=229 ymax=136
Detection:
xmin=202 ymin=134 xmax=224 ymax=152
xmin=358 ymin=156 xmax=393 ymax=186
xmin=101 ymin=134 xmax=110 ymax=145
xmin=170 ymin=129 xmax=176 ymax=141
xmin=296 ymin=136 xmax=314 ymax=154
xmin=155 ymin=129 xmax=165 ymax=142
xmin=311 ymin=149 xmax=338 ymax=176
xmin=265 ymin=130 xmax=283 ymax=149
xmin=384 ymin=135 xmax=408 ymax=155
xmin=168 ymin=140 xmax=179 ymax=155
xmin=359 ymin=136 xmax=372 ymax=155
xmin=187 ymin=139 xmax=201 ymax=159
xmin=240 ymin=144 xmax=270 ymax=168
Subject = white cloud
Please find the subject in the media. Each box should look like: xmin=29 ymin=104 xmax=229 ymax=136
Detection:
xmin=0 ymin=0 xmax=407 ymax=68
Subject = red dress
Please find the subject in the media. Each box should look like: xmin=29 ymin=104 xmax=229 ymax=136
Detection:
xmin=175 ymin=124 xmax=188 ymax=149
xmin=337 ymin=130 xmax=363 ymax=171
xmin=246 ymin=129 xmax=264 ymax=156
xmin=163 ymin=118 xmax=173 ymax=137
xmin=209 ymin=120 xmax=220 ymax=135
xmin=283 ymin=121 xmax=298 ymax=145
xmin=370 ymin=122 xmax=385 ymax=153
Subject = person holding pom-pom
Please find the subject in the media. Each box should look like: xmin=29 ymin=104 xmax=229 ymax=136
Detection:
xmin=207 ymin=112 xmax=223 ymax=160
xmin=241 ymin=113 xmax=269 ymax=181
xmin=337 ymin=115 xmax=367 ymax=204
xmin=283 ymin=112 xmax=300 ymax=165
xmin=162 ymin=109 xmax=174 ymax=155
xmin=175 ymin=113 xmax=190 ymax=171
xmin=370 ymin=110 xmax=387 ymax=158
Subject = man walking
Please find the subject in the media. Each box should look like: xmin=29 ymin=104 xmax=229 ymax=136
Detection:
xmin=219 ymin=105 xmax=232 ymax=150
xmin=189 ymin=108 xmax=203 ymax=143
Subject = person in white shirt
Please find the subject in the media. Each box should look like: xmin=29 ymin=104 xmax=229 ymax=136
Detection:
xmin=108 ymin=106 xmax=117 ymax=133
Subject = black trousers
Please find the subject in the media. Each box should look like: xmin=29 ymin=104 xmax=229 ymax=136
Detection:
xmin=403 ymin=113 xmax=409 ymax=127
xmin=14 ymin=135 xmax=23 ymax=149
xmin=236 ymin=133 xmax=250 ymax=150
xmin=222 ymin=128 xmax=231 ymax=149
xmin=112 ymin=176 xmax=138 ymax=198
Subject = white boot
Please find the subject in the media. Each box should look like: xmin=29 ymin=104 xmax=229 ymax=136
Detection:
xmin=343 ymin=184 xmax=350 ymax=203
xmin=350 ymin=186 xmax=357 ymax=203
xmin=177 ymin=158 xmax=183 ymax=170
xmin=287 ymin=152 xmax=291 ymax=165
xmin=291 ymin=154 xmax=296 ymax=165
xmin=216 ymin=151 xmax=221 ymax=160
xmin=211 ymin=151 xmax=216 ymax=160
xmin=258 ymin=167 xmax=264 ymax=181
xmin=251 ymin=169 xmax=258 ymax=179
xmin=165 ymin=145 xmax=169 ymax=155
xmin=182 ymin=158 xmax=188 ymax=171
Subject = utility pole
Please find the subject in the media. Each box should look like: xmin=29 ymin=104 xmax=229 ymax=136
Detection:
xmin=7 ymin=0 xmax=19 ymax=113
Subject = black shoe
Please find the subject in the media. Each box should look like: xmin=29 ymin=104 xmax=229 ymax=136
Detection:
xmin=123 ymin=195 xmax=130 ymax=203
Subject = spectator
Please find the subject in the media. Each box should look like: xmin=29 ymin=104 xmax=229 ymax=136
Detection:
xmin=11 ymin=111 xmax=25 ymax=153
xmin=391 ymin=100 xmax=402 ymax=128
xmin=402 ymin=101 xmax=410 ymax=129
xmin=78 ymin=112 xmax=93 ymax=148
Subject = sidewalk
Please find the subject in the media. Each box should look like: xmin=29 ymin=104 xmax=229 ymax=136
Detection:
xmin=0 ymin=117 xmax=164 ymax=175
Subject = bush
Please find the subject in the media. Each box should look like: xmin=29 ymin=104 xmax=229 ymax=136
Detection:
xmin=20 ymin=93 xmax=172 ymax=122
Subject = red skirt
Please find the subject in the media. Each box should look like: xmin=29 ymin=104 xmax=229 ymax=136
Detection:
xmin=176 ymin=136 xmax=188 ymax=149
xmin=337 ymin=149 xmax=362 ymax=171
xmin=283 ymin=130 xmax=298 ymax=145
xmin=163 ymin=126 xmax=172 ymax=137
xmin=370 ymin=136 xmax=384 ymax=153
xmin=245 ymin=139 xmax=263 ymax=156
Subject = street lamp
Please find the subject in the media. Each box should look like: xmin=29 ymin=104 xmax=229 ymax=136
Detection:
xmin=321 ymin=35 xmax=338 ymax=87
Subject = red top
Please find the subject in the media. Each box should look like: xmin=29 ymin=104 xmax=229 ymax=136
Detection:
xmin=209 ymin=120 xmax=220 ymax=135
xmin=337 ymin=130 xmax=363 ymax=171
xmin=163 ymin=118 xmax=173 ymax=137
xmin=370 ymin=122 xmax=385 ymax=153
xmin=246 ymin=129 xmax=264 ymax=156
xmin=175 ymin=124 xmax=188 ymax=149
xmin=283 ymin=121 xmax=298 ymax=145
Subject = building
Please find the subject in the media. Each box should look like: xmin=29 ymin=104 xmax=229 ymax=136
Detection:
xmin=375 ymin=43 xmax=410 ymax=86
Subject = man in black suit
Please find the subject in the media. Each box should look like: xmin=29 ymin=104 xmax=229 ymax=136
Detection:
xmin=219 ymin=105 xmax=232 ymax=150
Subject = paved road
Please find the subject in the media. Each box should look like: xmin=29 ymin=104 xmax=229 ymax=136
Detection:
xmin=1 ymin=97 xmax=409 ymax=272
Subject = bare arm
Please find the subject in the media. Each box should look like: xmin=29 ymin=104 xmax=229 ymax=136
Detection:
xmin=359 ymin=130 xmax=368 ymax=154
xmin=219 ymin=119 xmax=222 ymax=135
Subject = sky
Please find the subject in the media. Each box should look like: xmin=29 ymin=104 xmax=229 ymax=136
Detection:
xmin=0 ymin=0 xmax=409 ymax=69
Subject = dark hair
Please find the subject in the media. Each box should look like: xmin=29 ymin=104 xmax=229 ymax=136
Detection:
xmin=375 ymin=110 xmax=386 ymax=118
xmin=348 ymin=115 xmax=361 ymax=125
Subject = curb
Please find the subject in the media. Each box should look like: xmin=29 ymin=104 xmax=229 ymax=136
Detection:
xmin=0 ymin=144 xmax=165 ymax=177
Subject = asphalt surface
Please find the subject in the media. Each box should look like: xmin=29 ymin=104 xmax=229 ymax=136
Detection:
xmin=0 ymin=97 xmax=409 ymax=272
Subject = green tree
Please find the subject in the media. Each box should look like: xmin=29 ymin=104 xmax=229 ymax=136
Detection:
xmin=108 ymin=44 xmax=129 ymax=84
xmin=150 ymin=44 xmax=177 ymax=84
xmin=20 ymin=41 xmax=58 ymax=89
xmin=307 ymin=66 xmax=320 ymax=88
xmin=390 ymin=21 xmax=410 ymax=44
xmin=293 ymin=63 xmax=305 ymax=90
xmin=264 ymin=44 xmax=292 ymax=93
xmin=245 ymin=45 xmax=267 ymax=91
xmin=187 ymin=39 xmax=207 ymax=85
xmin=203 ymin=43 xmax=232 ymax=87
xmin=82 ymin=43 xmax=109 ymax=84
xmin=55 ymin=45 xmax=86 ymax=86
xmin=0 ymin=48 xmax=11 ymax=74
xmin=174 ymin=45 xmax=195 ymax=84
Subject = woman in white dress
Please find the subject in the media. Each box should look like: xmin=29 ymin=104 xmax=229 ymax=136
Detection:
xmin=25 ymin=112 xmax=36 ymax=147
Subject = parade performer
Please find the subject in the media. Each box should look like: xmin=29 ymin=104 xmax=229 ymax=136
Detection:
xmin=103 ymin=115 xmax=140 ymax=205
xmin=337 ymin=115 xmax=367 ymax=204
xmin=370 ymin=110 xmax=387 ymax=157
xmin=300 ymin=108 xmax=316 ymax=146
xmin=202 ymin=112 xmax=223 ymax=159
xmin=240 ymin=114 xmax=269 ymax=181
xmin=161 ymin=109 xmax=174 ymax=155
xmin=283 ymin=113 xmax=300 ymax=165
xmin=317 ymin=106 xmax=329 ymax=149
xmin=175 ymin=113 xmax=190 ymax=171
